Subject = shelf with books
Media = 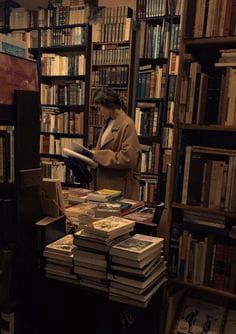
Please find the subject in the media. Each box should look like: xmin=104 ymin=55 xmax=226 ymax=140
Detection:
xmin=88 ymin=5 xmax=136 ymax=146
xmin=41 ymin=104 xmax=86 ymax=112
xmin=36 ymin=22 xmax=91 ymax=185
xmin=41 ymin=75 xmax=86 ymax=83
xmin=165 ymin=0 xmax=236 ymax=314
xmin=40 ymin=132 xmax=84 ymax=138
xmin=135 ymin=0 xmax=183 ymax=205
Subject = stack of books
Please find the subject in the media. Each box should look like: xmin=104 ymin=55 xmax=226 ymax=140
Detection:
xmin=73 ymin=216 xmax=135 ymax=292
xmin=108 ymin=234 xmax=167 ymax=307
xmin=65 ymin=202 xmax=98 ymax=229
xmin=43 ymin=234 xmax=78 ymax=284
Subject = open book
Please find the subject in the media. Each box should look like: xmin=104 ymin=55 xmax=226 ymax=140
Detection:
xmin=63 ymin=147 xmax=98 ymax=168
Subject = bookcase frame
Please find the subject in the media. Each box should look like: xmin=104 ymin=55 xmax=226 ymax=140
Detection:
xmin=166 ymin=0 xmax=236 ymax=302
xmin=0 ymin=89 xmax=42 ymax=332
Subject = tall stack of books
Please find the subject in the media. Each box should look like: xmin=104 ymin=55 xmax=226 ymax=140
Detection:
xmin=108 ymin=234 xmax=166 ymax=307
xmin=73 ymin=216 xmax=135 ymax=292
xmin=43 ymin=234 xmax=78 ymax=284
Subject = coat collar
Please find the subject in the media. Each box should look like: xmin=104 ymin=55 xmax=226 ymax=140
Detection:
xmin=97 ymin=110 xmax=127 ymax=149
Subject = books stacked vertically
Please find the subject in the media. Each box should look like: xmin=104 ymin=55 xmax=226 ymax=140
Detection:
xmin=73 ymin=216 xmax=135 ymax=292
xmin=44 ymin=234 xmax=78 ymax=284
xmin=109 ymin=234 xmax=166 ymax=307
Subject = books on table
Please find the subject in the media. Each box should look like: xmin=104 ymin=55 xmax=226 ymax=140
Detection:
xmin=87 ymin=189 xmax=122 ymax=202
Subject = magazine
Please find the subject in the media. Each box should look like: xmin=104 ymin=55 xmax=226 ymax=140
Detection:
xmin=63 ymin=147 xmax=98 ymax=168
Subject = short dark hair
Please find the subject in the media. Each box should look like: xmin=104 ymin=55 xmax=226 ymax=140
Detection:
xmin=93 ymin=88 xmax=127 ymax=111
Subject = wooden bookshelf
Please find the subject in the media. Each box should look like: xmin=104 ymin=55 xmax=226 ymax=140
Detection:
xmin=165 ymin=0 xmax=236 ymax=325
xmin=185 ymin=36 xmax=236 ymax=47
xmin=88 ymin=6 xmax=136 ymax=146
xmin=41 ymin=104 xmax=86 ymax=112
xmin=135 ymin=2 xmax=182 ymax=204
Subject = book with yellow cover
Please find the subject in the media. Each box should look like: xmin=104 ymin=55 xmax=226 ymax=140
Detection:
xmin=87 ymin=189 xmax=122 ymax=202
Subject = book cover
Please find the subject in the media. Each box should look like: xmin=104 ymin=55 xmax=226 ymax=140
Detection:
xmin=84 ymin=216 xmax=135 ymax=238
xmin=45 ymin=234 xmax=75 ymax=256
xmin=110 ymin=234 xmax=164 ymax=260
xmin=63 ymin=147 xmax=98 ymax=168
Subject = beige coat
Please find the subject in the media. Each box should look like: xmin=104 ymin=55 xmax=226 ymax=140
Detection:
xmin=93 ymin=110 xmax=141 ymax=200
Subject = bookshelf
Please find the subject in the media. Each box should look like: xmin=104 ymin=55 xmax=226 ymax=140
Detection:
xmin=135 ymin=0 xmax=183 ymax=204
xmin=0 ymin=52 xmax=41 ymax=332
xmin=88 ymin=6 xmax=136 ymax=146
xmin=166 ymin=0 xmax=236 ymax=327
xmin=38 ymin=20 xmax=91 ymax=186
xmin=0 ymin=2 xmax=93 ymax=188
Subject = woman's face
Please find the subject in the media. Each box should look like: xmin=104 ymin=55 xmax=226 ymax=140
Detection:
xmin=97 ymin=104 xmax=112 ymax=120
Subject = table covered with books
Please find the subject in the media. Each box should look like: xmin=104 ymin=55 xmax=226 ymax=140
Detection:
xmin=41 ymin=187 xmax=167 ymax=309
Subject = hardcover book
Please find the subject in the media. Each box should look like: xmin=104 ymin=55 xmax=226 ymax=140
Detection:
xmin=84 ymin=216 xmax=135 ymax=238
xmin=110 ymin=234 xmax=164 ymax=260
xmin=45 ymin=234 xmax=75 ymax=256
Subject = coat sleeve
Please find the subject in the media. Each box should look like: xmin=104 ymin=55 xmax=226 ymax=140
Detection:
xmin=93 ymin=122 xmax=141 ymax=170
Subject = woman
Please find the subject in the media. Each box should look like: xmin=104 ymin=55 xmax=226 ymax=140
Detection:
xmin=91 ymin=88 xmax=141 ymax=200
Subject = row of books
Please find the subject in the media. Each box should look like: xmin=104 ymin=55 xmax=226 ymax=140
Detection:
xmin=0 ymin=126 xmax=14 ymax=184
xmin=92 ymin=20 xmax=132 ymax=43
xmin=137 ymin=0 xmax=183 ymax=18
xmin=92 ymin=47 xmax=129 ymax=65
xmin=179 ymin=57 xmax=236 ymax=125
xmin=7 ymin=31 xmax=38 ymax=49
xmin=137 ymin=65 xmax=167 ymax=99
xmin=139 ymin=178 xmax=158 ymax=203
xmin=92 ymin=67 xmax=129 ymax=87
xmin=140 ymin=143 xmax=160 ymax=174
xmin=170 ymin=229 xmax=236 ymax=293
xmin=181 ymin=145 xmax=236 ymax=212
xmin=41 ymin=82 xmax=85 ymax=105
xmin=41 ymin=108 xmax=84 ymax=134
xmin=135 ymin=106 xmax=161 ymax=136
xmin=41 ymin=54 xmax=85 ymax=76
xmin=41 ymin=27 xmax=85 ymax=47
xmin=40 ymin=135 xmax=83 ymax=155
xmin=44 ymin=216 xmax=165 ymax=307
xmin=139 ymin=21 xmax=170 ymax=59
xmin=8 ymin=5 xmax=88 ymax=29
xmin=99 ymin=6 xmax=133 ymax=24
xmin=189 ymin=0 xmax=236 ymax=38
xmin=41 ymin=158 xmax=76 ymax=184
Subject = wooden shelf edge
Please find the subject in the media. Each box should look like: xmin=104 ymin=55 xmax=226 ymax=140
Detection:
xmin=185 ymin=36 xmax=236 ymax=46
xmin=179 ymin=124 xmax=236 ymax=132
xmin=171 ymin=279 xmax=236 ymax=300
xmin=172 ymin=202 xmax=236 ymax=217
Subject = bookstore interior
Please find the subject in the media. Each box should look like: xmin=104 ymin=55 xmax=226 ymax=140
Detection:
xmin=0 ymin=0 xmax=236 ymax=333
